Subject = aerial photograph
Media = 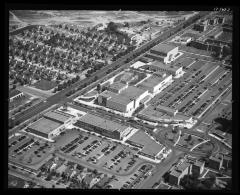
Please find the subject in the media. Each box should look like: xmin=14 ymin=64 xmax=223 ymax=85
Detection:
xmin=8 ymin=9 xmax=233 ymax=190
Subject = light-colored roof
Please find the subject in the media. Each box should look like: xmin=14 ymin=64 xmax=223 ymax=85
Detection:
xmin=151 ymin=43 xmax=177 ymax=54
xmin=43 ymin=110 xmax=74 ymax=123
xmin=170 ymin=170 xmax=182 ymax=177
xmin=177 ymin=162 xmax=191 ymax=172
xmin=78 ymin=113 xmax=129 ymax=133
xmin=128 ymin=130 xmax=164 ymax=156
xmin=120 ymin=86 xmax=147 ymax=100
xmin=28 ymin=118 xmax=62 ymax=134
xmin=137 ymin=75 xmax=166 ymax=89
xmin=109 ymin=94 xmax=133 ymax=105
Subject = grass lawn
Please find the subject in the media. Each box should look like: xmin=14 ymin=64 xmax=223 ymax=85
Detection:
xmin=34 ymin=79 xmax=57 ymax=91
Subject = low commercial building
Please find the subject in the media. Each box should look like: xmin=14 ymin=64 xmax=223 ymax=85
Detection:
xmin=149 ymin=43 xmax=179 ymax=64
xmin=9 ymin=89 xmax=24 ymax=102
xmin=168 ymin=161 xmax=191 ymax=186
xmin=74 ymin=113 xmax=132 ymax=140
xmin=27 ymin=110 xmax=75 ymax=139
xmin=155 ymin=105 xmax=178 ymax=116
xmin=137 ymin=74 xmax=172 ymax=94
xmin=208 ymin=154 xmax=223 ymax=170
xmin=192 ymin=160 xmax=205 ymax=175
xmin=27 ymin=118 xmax=64 ymax=139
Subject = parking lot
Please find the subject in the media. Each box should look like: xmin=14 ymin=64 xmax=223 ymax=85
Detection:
xmin=53 ymin=128 xmax=145 ymax=176
xmin=143 ymin=55 xmax=231 ymax=120
xmin=9 ymin=133 xmax=54 ymax=166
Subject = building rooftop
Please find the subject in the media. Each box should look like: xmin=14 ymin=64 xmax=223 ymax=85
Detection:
xmin=9 ymin=89 xmax=23 ymax=98
xmin=151 ymin=43 xmax=177 ymax=54
xmin=120 ymin=86 xmax=148 ymax=100
xmin=109 ymin=94 xmax=133 ymax=105
xmin=43 ymin=110 xmax=74 ymax=123
xmin=108 ymin=82 xmax=127 ymax=92
xmin=127 ymin=130 xmax=165 ymax=157
xmin=99 ymin=90 xmax=116 ymax=99
xmin=78 ymin=113 xmax=129 ymax=133
xmin=194 ymin=160 xmax=205 ymax=167
xmin=28 ymin=118 xmax=62 ymax=134
xmin=151 ymin=61 xmax=182 ymax=72
xmin=177 ymin=161 xmax=191 ymax=172
xmin=170 ymin=169 xmax=182 ymax=177
xmin=137 ymin=75 xmax=166 ymax=89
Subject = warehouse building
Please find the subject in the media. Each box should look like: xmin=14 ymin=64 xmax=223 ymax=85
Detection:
xmin=137 ymin=74 xmax=172 ymax=94
xmin=149 ymin=43 xmax=179 ymax=64
xmin=27 ymin=110 xmax=75 ymax=139
xmin=74 ymin=113 xmax=132 ymax=140
xmin=9 ymin=89 xmax=24 ymax=102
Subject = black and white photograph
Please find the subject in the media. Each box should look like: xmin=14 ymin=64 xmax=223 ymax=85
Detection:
xmin=6 ymin=6 xmax=237 ymax=191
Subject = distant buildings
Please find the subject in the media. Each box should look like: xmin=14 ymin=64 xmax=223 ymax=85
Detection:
xmin=193 ymin=23 xmax=207 ymax=32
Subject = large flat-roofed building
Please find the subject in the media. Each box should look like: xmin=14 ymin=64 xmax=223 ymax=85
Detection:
xmin=74 ymin=113 xmax=132 ymax=140
xmin=137 ymin=74 xmax=172 ymax=94
xmin=98 ymin=86 xmax=149 ymax=113
xmin=150 ymin=43 xmax=178 ymax=64
xmin=126 ymin=130 xmax=165 ymax=160
xmin=27 ymin=110 xmax=75 ymax=139
xmin=108 ymin=82 xmax=128 ymax=94
xmin=27 ymin=118 xmax=63 ymax=139
xmin=156 ymin=105 xmax=178 ymax=116
xmin=43 ymin=110 xmax=75 ymax=125
xmin=145 ymin=61 xmax=183 ymax=76
xmin=9 ymin=89 xmax=24 ymax=102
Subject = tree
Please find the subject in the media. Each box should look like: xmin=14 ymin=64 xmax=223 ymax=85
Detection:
xmin=107 ymin=22 xmax=118 ymax=32
xmin=96 ymin=84 xmax=101 ymax=92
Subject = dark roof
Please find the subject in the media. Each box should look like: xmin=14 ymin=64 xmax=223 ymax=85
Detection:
xmin=9 ymin=89 xmax=23 ymax=98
